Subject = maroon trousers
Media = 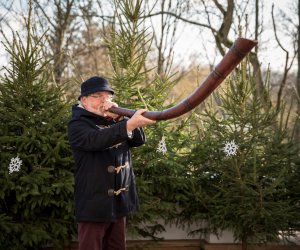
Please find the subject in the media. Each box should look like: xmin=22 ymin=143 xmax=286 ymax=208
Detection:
xmin=78 ymin=217 xmax=126 ymax=250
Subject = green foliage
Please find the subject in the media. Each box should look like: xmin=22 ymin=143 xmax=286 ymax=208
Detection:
xmin=180 ymin=62 xmax=300 ymax=248
xmin=0 ymin=3 xmax=76 ymax=249
xmin=2 ymin=0 xmax=298 ymax=249
xmin=105 ymin=1 xmax=300 ymax=247
xmin=107 ymin=0 xmax=153 ymax=108
xmin=106 ymin=0 xmax=195 ymax=239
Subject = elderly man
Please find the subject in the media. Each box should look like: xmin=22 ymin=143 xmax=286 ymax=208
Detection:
xmin=68 ymin=76 xmax=155 ymax=250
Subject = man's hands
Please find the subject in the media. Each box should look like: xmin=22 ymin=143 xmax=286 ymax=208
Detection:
xmin=103 ymin=100 xmax=122 ymax=120
xmin=104 ymin=100 xmax=155 ymax=130
xmin=126 ymin=109 xmax=156 ymax=133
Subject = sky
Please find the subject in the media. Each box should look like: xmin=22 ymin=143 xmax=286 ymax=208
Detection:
xmin=169 ymin=0 xmax=297 ymax=73
xmin=0 ymin=0 xmax=297 ymax=75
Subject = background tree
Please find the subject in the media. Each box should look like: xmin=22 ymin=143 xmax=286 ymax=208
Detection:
xmin=179 ymin=61 xmax=300 ymax=249
xmin=32 ymin=0 xmax=77 ymax=85
xmin=146 ymin=0 xmax=300 ymax=143
xmin=105 ymin=0 xmax=196 ymax=239
xmin=0 ymin=2 xmax=76 ymax=248
xmin=271 ymin=1 xmax=300 ymax=145
xmin=297 ymin=0 xmax=300 ymax=143
xmin=70 ymin=1 xmax=112 ymax=79
xmin=145 ymin=0 xmax=188 ymax=77
xmin=0 ymin=0 xmax=299 ymax=247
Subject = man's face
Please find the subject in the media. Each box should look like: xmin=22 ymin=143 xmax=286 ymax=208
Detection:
xmin=81 ymin=91 xmax=113 ymax=116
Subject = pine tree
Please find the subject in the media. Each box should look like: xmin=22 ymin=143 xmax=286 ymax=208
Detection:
xmin=104 ymin=1 xmax=300 ymax=245
xmin=106 ymin=0 xmax=195 ymax=239
xmin=0 ymin=2 xmax=76 ymax=249
xmin=180 ymin=61 xmax=300 ymax=249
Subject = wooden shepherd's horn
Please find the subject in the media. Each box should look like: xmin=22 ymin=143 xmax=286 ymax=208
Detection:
xmin=109 ymin=37 xmax=258 ymax=121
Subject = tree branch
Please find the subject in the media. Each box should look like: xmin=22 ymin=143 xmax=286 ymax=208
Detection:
xmin=143 ymin=11 xmax=217 ymax=32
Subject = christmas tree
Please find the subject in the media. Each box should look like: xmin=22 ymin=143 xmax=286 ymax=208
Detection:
xmin=106 ymin=0 xmax=195 ymax=239
xmin=180 ymin=61 xmax=300 ymax=249
xmin=0 ymin=2 xmax=76 ymax=249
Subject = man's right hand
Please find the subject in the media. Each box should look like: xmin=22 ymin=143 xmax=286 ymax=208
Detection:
xmin=126 ymin=109 xmax=156 ymax=133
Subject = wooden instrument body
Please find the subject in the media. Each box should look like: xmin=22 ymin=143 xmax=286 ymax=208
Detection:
xmin=109 ymin=38 xmax=257 ymax=121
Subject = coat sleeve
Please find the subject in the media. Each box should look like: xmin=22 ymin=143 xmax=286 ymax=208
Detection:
xmin=128 ymin=127 xmax=146 ymax=148
xmin=68 ymin=118 xmax=129 ymax=151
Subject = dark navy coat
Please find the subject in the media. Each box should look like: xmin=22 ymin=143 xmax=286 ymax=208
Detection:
xmin=68 ymin=104 xmax=146 ymax=222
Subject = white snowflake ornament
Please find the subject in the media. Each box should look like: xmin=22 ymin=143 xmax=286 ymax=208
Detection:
xmin=223 ymin=140 xmax=239 ymax=156
xmin=156 ymin=135 xmax=167 ymax=154
xmin=9 ymin=155 xmax=22 ymax=174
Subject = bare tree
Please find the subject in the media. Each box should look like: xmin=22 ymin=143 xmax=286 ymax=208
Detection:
xmin=33 ymin=0 xmax=77 ymax=85
xmin=0 ymin=1 xmax=14 ymax=24
xmin=145 ymin=0 xmax=188 ymax=77
xmin=296 ymin=0 xmax=300 ymax=143
xmin=70 ymin=1 xmax=109 ymax=77
xmin=2 ymin=0 xmax=299 ymax=120
xmin=271 ymin=4 xmax=297 ymax=111
xmin=269 ymin=1 xmax=300 ymax=141
xmin=144 ymin=1 xmax=268 ymax=100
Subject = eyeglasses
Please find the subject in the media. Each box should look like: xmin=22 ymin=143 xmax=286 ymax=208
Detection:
xmin=88 ymin=94 xmax=113 ymax=101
